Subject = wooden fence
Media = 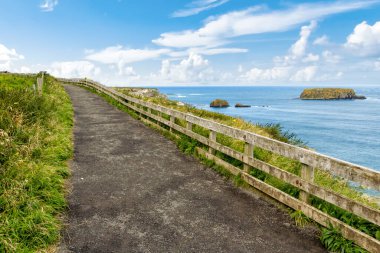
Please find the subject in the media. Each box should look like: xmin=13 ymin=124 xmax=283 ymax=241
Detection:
xmin=60 ymin=78 xmax=380 ymax=252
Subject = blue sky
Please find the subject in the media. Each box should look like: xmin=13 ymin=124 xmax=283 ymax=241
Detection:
xmin=0 ymin=0 xmax=380 ymax=86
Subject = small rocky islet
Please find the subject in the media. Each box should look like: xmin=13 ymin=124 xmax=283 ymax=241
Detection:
xmin=210 ymin=99 xmax=252 ymax=108
xmin=300 ymin=88 xmax=366 ymax=100
xmin=210 ymin=99 xmax=230 ymax=108
xmin=235 ymin=103 xmax=251 ymax=108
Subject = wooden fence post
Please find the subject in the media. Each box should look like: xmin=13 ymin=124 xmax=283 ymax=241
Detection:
xmin=299 ymin=164 xmax=314 ymax=203
xmin=244 ymin=142 xmax=254 ymax=173
xmin=186 ymin=121 xmax=193 ymax=131
xmin=170 ymin=115 xmax=175 ymax=132
xmin=209 ymin=130 xmax=216 ymax=155
xmin=36 ymin=77 xmax=43 ymax=95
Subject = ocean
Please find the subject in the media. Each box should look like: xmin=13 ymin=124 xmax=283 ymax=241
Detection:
xmin=156 ymin=86 xmax=380 ymax=173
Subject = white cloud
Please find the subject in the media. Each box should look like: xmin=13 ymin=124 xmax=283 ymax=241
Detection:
xmin=86 ymin=46 xmax=170 ymax=65
xmin=303 ymin=53 xmax=320 ymax=63
xmin=153 ymin=53 xmax=214 ymax=83
xmin=48 ymin=61 xmax=100 ymax=78
xmin=313 ymin=35 xmax=329 ymax=45
xmin=0 ymin=43 xmax=24 ymax=62
xmin=240 ymin=18 xmax=346 ymax=84
xmin=322 ymin=50 xmax=341 ymax=64
xmin=40 ymin=0 xmax=58 ymax=12
xmin=274 ymin=21 xmax=317 ymax=65
xmin=118 ymin=66 xmax=141 ymax=82
xmin=241 ymin=66 xmax=291 ymax=82
xmin=0 ymin=62 xmax=11 ymax=71
xmin=153 ymin=1 xmax=377 ymax=48
xmin=86 ymin=46 xmax=170 ymax=74
xmin=345 ymin=21 xmax=380 ymax=56
xmin=0 ymin=43 xmax=24 ymax=71
xmin=375 ymin=60 xmax=380 ymax=71
xmin=172 ymin=0 xmax=229 ymax=18
xmin=290 ymin=21 xmax=317 ymax=58
xmin=15 ymin=66 xmax=32 ymax=73
xmin=291 ymin=66 xmax=318 ymax=82
xmin=168 ymin=47 xmax=248 ymax=57
xmin=153 ymin=29 xmax=227 ymax=48
xmin=314 ymin=71 xmax=343 ymax=81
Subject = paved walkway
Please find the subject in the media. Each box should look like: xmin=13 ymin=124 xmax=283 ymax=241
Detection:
xmin=61 ymin=85 xmax=326 ymax=253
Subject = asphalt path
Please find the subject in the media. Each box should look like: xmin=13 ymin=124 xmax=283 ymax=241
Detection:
xmin=60 ymin=85 xmax=326 ymax=253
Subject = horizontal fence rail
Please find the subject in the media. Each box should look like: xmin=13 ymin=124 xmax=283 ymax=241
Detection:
xmin=59 ymin=78 xmax=380 ymax=252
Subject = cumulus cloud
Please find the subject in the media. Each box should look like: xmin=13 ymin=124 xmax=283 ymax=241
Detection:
xmin=241 ymin=66 xmax=290 ymax=82
xmin=303 ymin=53 xmax=320 ymax=63
xmin=241 ymin=21 xmax=322 ymax=83
xmin=315 ymin=71 xmax=343 ymax=81
xmin=290 ymin=21 xmax=317 ymax=58
xmin=0 ymin=43 xmax=24 ymax=71
xmin=153 ymin=53 xmax=214 ymax=83
xmin=313 ymin=35 xmax=330 ymax=45
xmin=14 ymin=66 xmax=32 ymax=73
xmin=153 ymin=1 xmax=377 ymax=48
xmin=274 ymin=21 xmax=318 ymax=65
xmin=322 ymin=50 xmax=341 ymax=64
xmin=168 ymin=47 xmax=248 ymax=58
xmin=40 ymin=0 xmax=58 ymax=12
xmin=291 ymin=66 xmax=318 ymax=82
xmin=118 ymin=66 xmax=141 ymax=81
xmin=48 ymin=61 xmax=100 ymax=78
xmin=345 ymin=21 xmax=380 ymax=56
xmin=375 ymin=60 xmax=380 ymax=71
xmin=86 ymin=46 xmax=170 ymax=64
xmin=172 ymin=0 xmax=229 ymax=18
xmin=86 ymin=46 xmax=170 ymax=73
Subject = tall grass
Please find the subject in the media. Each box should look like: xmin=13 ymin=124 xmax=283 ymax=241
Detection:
xmin=0 ymin=74 xmax=73 ymax=252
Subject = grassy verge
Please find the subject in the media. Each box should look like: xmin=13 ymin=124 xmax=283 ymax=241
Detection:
xmin=80 ymin=84 xmax=379 ymax=252
xmin=0 ymin=73 xmax=73 ymax=252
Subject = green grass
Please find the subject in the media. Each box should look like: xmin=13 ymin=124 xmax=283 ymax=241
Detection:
xmin=91 ymin=85 xmax=379 ymax=252
xmin=0 ymin=73 xmax=36 ymax=89
xmin=0 ymin=73 xmax=73 ymax=252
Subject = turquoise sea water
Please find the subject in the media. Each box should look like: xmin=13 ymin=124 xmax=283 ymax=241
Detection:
xmin=157 ymin=86 xmax=380 ymax=173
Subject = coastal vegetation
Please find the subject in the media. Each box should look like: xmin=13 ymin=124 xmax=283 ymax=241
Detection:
xmin=114 ymin=86 xmax=379 ymax=252
xmin=113 ymin=87 xmax=166 ymax=99
xmin=300 ymin=88 xmax=366 ymax=100
xmin=210 ymin=99 xmax=229 ymax=107
xmin=0 ymin=73 xmax=73 ymax=252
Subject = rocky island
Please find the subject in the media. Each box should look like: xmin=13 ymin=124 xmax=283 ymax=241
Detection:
xmin=300 ymin=88 xmax=366 ymax=100
xmin=235 ymin=103 xmax=251 ymax=108
xmin=210 ymin=99 xmax=229 ymax=108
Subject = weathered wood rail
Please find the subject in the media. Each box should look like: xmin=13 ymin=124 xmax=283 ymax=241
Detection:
xmin=60 ymin=78 xmax=380 ymax=252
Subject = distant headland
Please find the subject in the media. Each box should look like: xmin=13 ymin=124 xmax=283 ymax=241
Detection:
xmin=300 ymin=88 xmax=366 ymax=100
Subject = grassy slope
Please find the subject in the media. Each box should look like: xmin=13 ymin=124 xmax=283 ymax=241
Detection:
xmin=0 ymin=74 xmax=73 ymax=252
